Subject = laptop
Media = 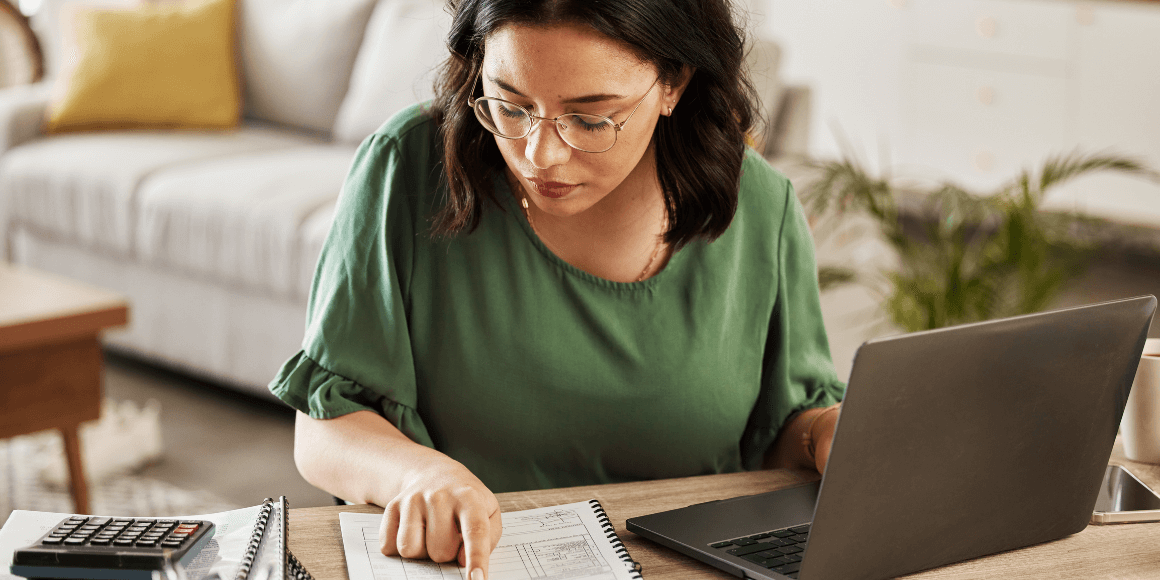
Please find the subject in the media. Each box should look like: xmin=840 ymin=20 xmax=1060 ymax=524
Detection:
xmin=626 ymin=296 xmax=1157 ymax=580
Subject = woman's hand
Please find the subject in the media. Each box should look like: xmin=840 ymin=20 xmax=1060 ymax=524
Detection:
xmin=809 ymin=406 xmax=840 ymax=474
xmin=379 ymin=456 xmax=503 ymax=580
xmin=292 ymin=411 xmax=503 ymax=580
xmin=762 ymin=404 xmax=841 ymax=474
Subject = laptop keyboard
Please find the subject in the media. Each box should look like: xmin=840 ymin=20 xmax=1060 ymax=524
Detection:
xmin=709 ymin=523 xmax=810 ymax=578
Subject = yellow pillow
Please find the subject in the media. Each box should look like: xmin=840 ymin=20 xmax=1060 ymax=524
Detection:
xmin=46 ymin=0 xmax=240 ymax=133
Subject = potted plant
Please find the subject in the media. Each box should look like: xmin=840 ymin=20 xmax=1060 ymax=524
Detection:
xmin=801 ymin=151 xmax=1156 ymax=332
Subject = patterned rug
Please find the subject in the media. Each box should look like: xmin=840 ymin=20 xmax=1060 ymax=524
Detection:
xmin=0 ymin=430 xmax=240 ymax=525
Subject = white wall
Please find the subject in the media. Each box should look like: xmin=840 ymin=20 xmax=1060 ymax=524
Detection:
xmin=762 ymin=0 xmax=906 ymax=168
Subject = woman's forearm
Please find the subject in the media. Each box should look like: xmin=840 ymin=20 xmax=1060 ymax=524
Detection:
xmin=293 ymin=409 xmax=450 ymax=506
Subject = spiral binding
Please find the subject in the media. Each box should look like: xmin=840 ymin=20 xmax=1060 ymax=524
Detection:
xmin=235 ymin=497 xmax=314 ymax=580
xmin=234 ymin=500 xmax=273 ymax=580
xmin=284 ymin=497 xmax=314 ymax=580
xmin=587 ymin=499 xmax=643 ymax=579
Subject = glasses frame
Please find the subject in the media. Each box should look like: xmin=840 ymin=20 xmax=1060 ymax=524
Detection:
xmin=467 ymin=70 xmax=659 ymax=154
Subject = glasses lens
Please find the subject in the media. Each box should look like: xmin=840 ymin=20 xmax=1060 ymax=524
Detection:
xmin=475 ymin=98 xmax=530 ymax=138
xmin=557 ymin=114 xmax=616 ymax=153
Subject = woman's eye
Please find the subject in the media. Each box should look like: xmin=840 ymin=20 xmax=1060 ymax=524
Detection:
xmin=571 ymin=115 xmax=610 ymax=132
xmin=498 ymin=103 xmax=527 ymax=119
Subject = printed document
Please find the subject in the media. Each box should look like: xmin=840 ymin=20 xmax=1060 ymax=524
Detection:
xmin=340 ymin=500 xmax=639 ymax=580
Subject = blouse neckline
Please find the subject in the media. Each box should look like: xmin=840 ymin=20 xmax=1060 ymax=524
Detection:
xmin=494 ymin=171 xmax=688 ymax=291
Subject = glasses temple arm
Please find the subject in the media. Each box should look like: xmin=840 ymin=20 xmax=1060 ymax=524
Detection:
xmin=615 ymin=79 xmax=660 ymax=130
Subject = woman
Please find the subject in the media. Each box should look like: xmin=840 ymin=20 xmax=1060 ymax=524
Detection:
xmin=269 ymin=1 xmax=845 ymax=579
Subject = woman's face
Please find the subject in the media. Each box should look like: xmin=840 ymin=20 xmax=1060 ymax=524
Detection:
xmin=481 ymin=23 xmax=675 ymax=218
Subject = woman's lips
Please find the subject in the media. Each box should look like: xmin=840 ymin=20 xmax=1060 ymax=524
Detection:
xmin=527 ymin=178 xmax=579 ymax=199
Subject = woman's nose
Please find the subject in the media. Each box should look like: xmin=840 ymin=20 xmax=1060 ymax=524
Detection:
xmin=524 ymin=120 xmax=572 ymax=169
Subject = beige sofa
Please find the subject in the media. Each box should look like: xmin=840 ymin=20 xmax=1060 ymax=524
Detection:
xmin=0 ymin=0 xmax=809 ymax=400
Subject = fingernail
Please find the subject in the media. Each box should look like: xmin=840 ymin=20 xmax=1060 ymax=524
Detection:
xmin=471 ymin=568 xmax=485 ymax=580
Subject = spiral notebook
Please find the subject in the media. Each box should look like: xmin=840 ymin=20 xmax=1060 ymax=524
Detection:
xmin=234 ymin=497 xmax=314 ymax=580
xmin=339 ymin=499 xmax=642 ymax=580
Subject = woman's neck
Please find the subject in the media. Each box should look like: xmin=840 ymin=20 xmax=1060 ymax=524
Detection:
xmin=515 ymin=145 xmax=670 ymax=282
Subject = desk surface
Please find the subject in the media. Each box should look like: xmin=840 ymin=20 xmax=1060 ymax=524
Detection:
xmin=290 ymin=444 xmax=1160 ymax=580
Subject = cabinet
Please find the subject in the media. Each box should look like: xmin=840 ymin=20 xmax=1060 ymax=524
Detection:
xmin=895 ymin=0 xmax=1160 ymax=226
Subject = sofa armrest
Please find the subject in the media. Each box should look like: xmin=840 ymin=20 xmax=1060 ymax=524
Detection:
xmin=0 ymin=81 xmax=50 ymax=157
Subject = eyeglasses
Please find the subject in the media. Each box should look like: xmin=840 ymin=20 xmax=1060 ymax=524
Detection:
xmin=467 ymin=70 xmax=658 ymax=154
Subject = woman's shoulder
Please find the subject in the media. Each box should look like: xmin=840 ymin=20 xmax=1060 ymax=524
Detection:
xmin=345 ymin=102 xmax=444 ymax=206
xmin=737 ymin=148 xmax=797 ymax=228
xmin=331 ymin=103 xmax=444 ymax=237
xmin=372 ymin=101 xmax=440 ymax=147
xmin=352 ymin=102 xmax=442 ymax=179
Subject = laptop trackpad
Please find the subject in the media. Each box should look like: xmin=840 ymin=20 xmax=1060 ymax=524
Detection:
xmin=628 ymin=480 xmax=820 ymax=548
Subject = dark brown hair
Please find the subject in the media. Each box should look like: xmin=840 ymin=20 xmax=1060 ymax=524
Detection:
xmin=430 ymin=0 xmax=758 ymax=248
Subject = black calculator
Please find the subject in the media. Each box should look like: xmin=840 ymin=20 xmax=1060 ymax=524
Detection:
xmin=10 ymin=515 xmax=215 ymax=580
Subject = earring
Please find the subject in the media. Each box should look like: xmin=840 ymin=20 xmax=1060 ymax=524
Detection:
xmin=666 ymin=106 xmax=673 ymax=116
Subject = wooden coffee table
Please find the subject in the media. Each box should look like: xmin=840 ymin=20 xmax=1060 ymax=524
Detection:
xmin=0 ymin=264 xmax=128 ymax=514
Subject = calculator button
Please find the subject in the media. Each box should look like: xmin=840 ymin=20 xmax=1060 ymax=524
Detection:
xmin=49 ymin=531 xmax=70 ymax=537
xmin=136 ymin=539 xmax=158 ymax=547
xmin=113 ymin=539 xmax=135 ymax=546
xmin=113 ymin=518 xmax=134 ymax=524
xmin=87 ymin=517 xmax=112 ymax=526
xmin=179 ymin=521 xmax=201 ymax=526
xmin=161 ymin=540 xmax=183 ymax=547
xmin=41 ymin=537 xmax=63 ymax=545
xmin=63 ymin=538 xmax=86 ymax=545
xmin=78 ymin=525 xmax=100 ymax=532
xmin=66 ymin=517 xmax=87 ymax=524
xmin=158 ymin=519 xmax=177 ymax=525
xmin=89 ymin=538 xmax=112 ymax=545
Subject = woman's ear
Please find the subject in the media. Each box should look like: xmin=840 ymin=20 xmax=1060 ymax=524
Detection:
xmin=662 ymin=65 xmax=696 ymax=115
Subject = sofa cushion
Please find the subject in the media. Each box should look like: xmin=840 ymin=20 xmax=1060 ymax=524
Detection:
xmin=0 ymin=126 xmax=316 ymax=256
xmin=30 ymin=0 xmax=139 ymax=80
xmin=135 ymin=145 xmax=355 ymax=299
xmin=239 ymin=0 xmax=378 ymax=135
xmin=47 ymin=0 xmax=242 ymax=133
xmin=332 ymin=0 xmax=451 ymax=144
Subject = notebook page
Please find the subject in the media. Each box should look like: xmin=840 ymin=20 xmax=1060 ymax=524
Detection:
xmin=340 ymin=500 xmax=639 ymax=580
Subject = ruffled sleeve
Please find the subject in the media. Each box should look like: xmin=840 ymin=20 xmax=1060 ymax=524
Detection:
xmin=268 ymin=105 xmax=438 ymax=450
xmin=270 ymin=351 xmax=434 ymax=448
xmin=741 ymin=177 xmax=846 ymax=470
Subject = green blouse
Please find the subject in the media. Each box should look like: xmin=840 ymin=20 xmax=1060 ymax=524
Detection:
xmin=269 ymin=103 xmax=845 ymax=493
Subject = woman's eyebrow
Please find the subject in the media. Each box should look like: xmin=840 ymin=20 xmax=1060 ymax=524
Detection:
xmin=490 ymin=76 xmax=627 ymax=104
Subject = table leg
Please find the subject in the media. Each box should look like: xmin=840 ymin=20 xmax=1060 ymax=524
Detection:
xmin=61 ymin=425 xmax=90 ymax=514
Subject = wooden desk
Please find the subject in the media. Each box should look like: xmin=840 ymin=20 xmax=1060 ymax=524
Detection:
xmin=0 ymin=264 xmax=129 ymax=515
xmin=290 ymin=446 xmax=1160 ymax=580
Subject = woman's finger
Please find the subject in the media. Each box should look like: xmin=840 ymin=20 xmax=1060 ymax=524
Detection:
xmin=489 ymin=507 xmax=503 ymax=550
xmin=396 ymin=496 xmax=429 ymax=560
xmin=425 ymin=492 xmax=461 ymax=563
xmin=380 ymin=501 xmax=402 ymax=556
xmin=457 ymin=502 xmax=495 ymax=580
